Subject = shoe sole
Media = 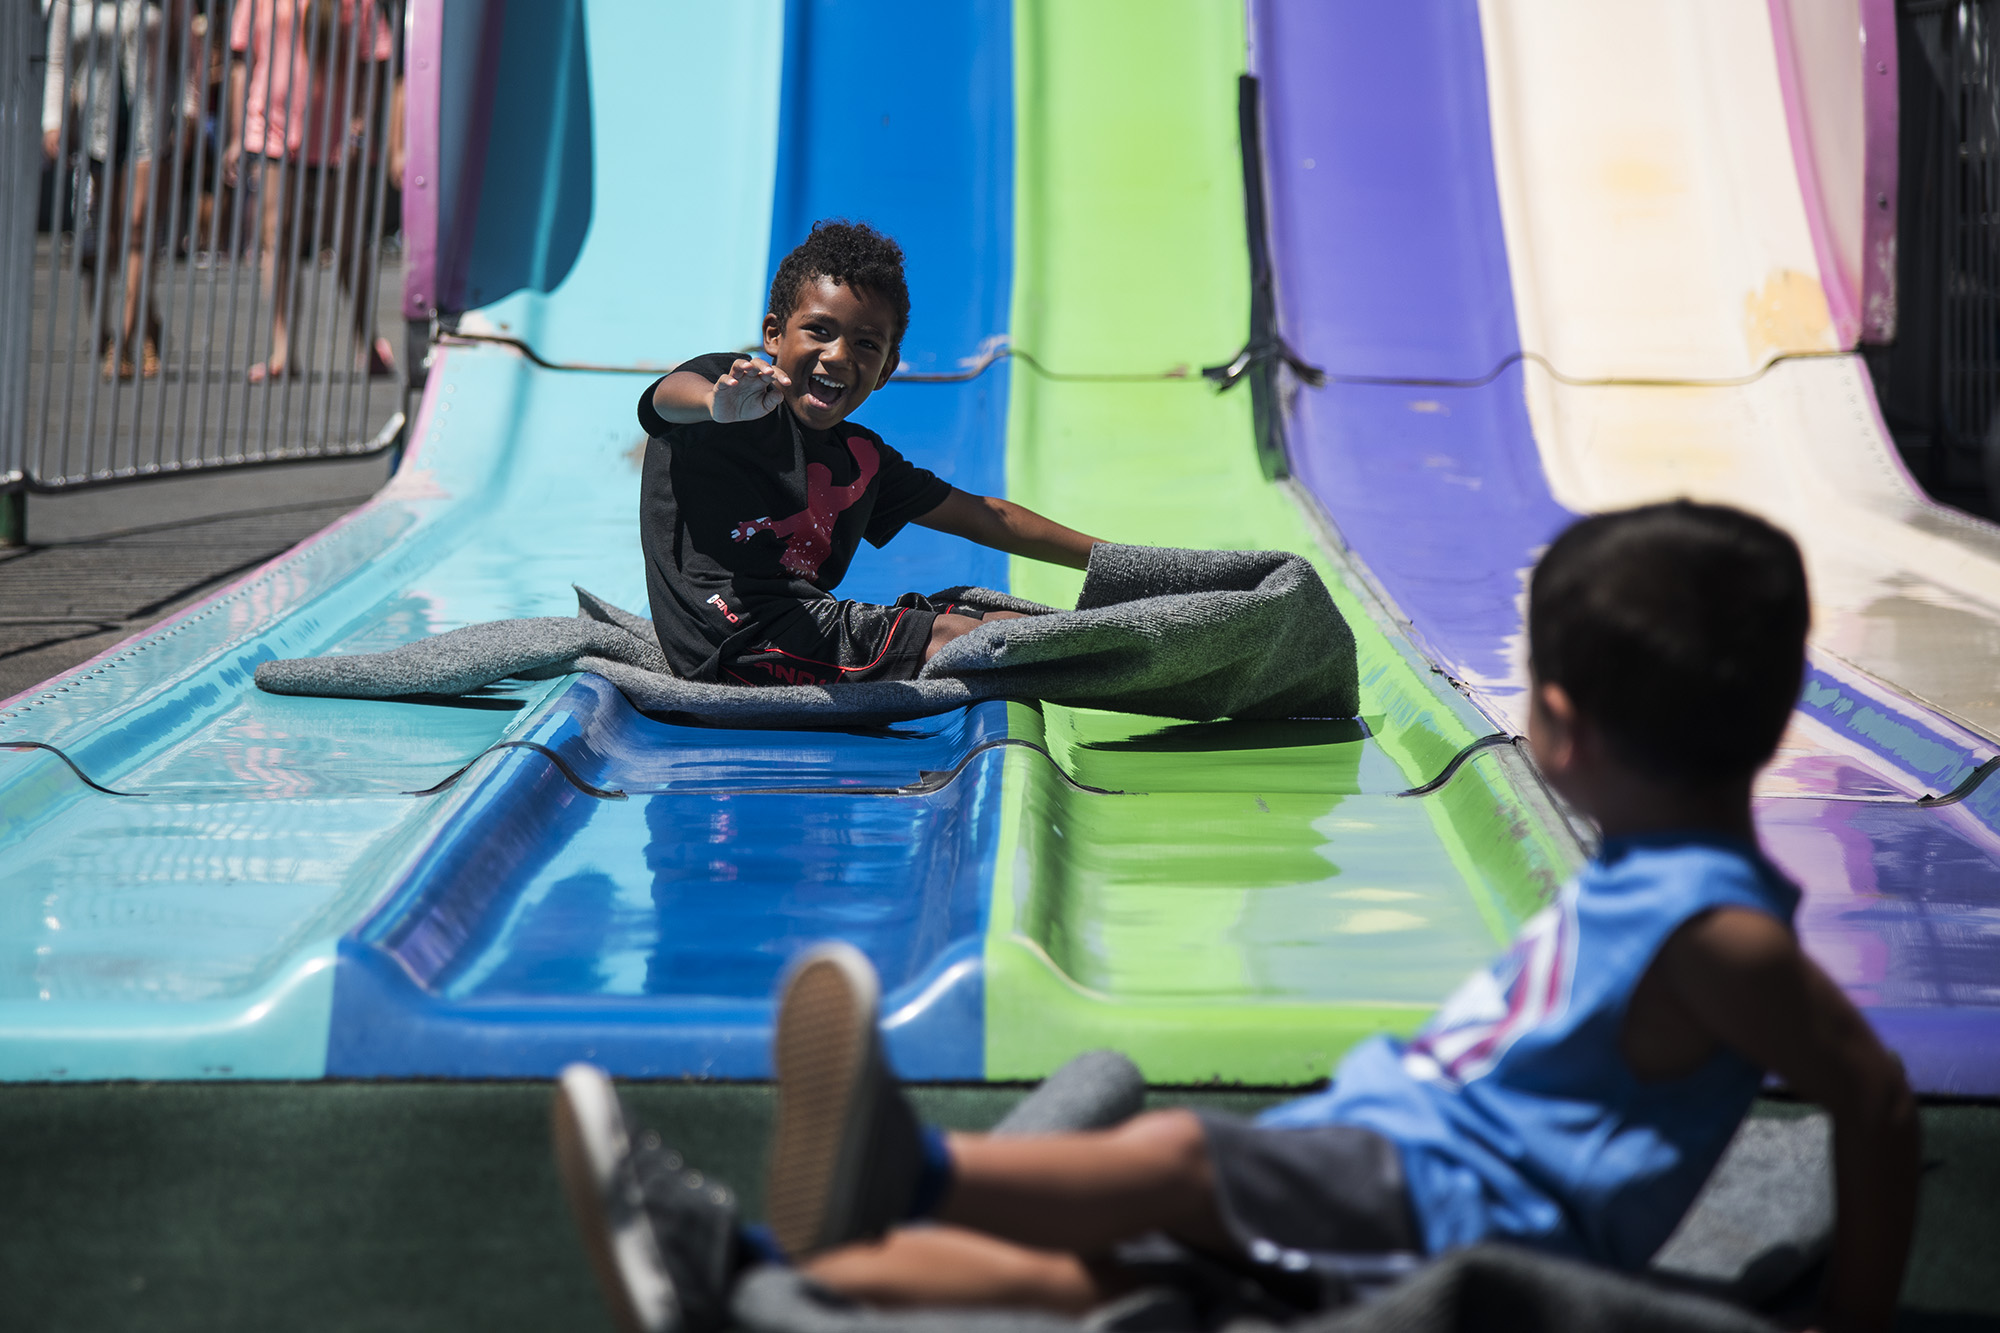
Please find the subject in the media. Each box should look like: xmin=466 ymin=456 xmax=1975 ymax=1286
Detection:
xmin=553 ymin=1065 xmax=673 ymax=1333
xmin=766 ymin=944 xmax=881 ymax=1259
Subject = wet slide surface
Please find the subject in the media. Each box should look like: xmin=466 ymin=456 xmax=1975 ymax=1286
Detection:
xmin=989 ymin=0 xmax=1577 ymax=1083
xmin=330 ymin=0 xmax=1016 ymax=1079
xmin=0 ymin=1 xmax=789 ymax=1078
xmin=1253 ymin=0 xmax=1568 ymax=719
xmin=1260 ymin=0 xmax=2000 ymax=1092
xmin=0 ymin=0 xmax=1591 ymax=1084
xmin=4 ymin=0 xmax=1996 ymax=1094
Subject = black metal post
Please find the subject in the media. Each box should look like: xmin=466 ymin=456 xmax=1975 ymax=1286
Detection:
xmin=1237 ymin=73 xmax=1288 ymax=482
xmin=0 ymin=490 xmax=24 ymax=546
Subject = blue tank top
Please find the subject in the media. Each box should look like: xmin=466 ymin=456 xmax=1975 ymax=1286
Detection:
xmin=1261 ymin=833 xmax=1800 ymax=1269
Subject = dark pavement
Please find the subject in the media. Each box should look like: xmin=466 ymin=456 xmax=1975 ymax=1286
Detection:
xmin=0 ymin=452 xmax=393 ymax=703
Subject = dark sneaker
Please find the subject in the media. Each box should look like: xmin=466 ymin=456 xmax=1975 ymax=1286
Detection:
xmin=766 ymin=943 xmax=924 ymax=1258
xmin=554 ymin=1064 xmax=740 ymax=1333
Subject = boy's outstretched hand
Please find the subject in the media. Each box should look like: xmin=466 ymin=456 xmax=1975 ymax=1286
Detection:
xmin=650 ymin=359 xmax=792 ymax=425
xmin=709 ymin=358 xmax=792 ymax=423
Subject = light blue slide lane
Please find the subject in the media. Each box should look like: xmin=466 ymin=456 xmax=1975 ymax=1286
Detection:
xmin=326 ymin=0 xmax=1018 ymax=1079
xmin=464 ymin=1 xmax=784 ymax=366
xmin=0 ymin=2 xmax=787 ymax=1079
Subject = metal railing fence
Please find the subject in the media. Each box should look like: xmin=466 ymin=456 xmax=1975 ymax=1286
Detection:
xmin=3 ymin=0 xmax=407 ymax=497
xmin=1 ymin=1 xmax=41 ymax=498
xmin=1930 ymin=0 xmax=2000 ymax=490
xmin=1869 ymin=0 xmax=2000 ymax=499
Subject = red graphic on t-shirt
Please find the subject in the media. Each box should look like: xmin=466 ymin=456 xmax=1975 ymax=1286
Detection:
xmin=728 ymin=436 xmax=880 ymax=579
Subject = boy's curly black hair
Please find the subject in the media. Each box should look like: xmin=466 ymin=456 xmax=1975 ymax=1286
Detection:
xmin=1529 ymin=500 xmax=1809 ymax=789
xmin=767 ymin=220 xmax=911 ymax=358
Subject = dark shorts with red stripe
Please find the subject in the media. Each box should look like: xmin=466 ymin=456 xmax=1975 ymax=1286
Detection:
xmin=722 ymin=593 xmax=976 ymax=687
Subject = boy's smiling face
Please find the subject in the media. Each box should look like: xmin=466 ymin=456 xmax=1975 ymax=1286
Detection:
xmin=762 ymin=276 xmax=900 ymax=430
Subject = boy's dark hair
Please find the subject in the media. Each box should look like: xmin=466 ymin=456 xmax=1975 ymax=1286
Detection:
xmin=767 ymin=221 xmax=911 ymax=359
xmin=1529 ymin=500 xmax=1809 ymax=788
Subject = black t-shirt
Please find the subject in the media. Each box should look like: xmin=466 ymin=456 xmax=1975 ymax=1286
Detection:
xmin=638 ymin=353 xmax=953 ymax=681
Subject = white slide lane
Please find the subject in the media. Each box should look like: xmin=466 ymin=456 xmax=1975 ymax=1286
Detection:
xmin=1478 ymin=0 xmax=2000 ymax=744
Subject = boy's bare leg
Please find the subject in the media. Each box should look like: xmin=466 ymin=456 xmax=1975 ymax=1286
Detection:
xmin=801 ymin=1111 xmax=1231 ymax=1314
xmin=802 ymin=1227 xmax=1111 ymax=1314
xmin=938 ymin=1111 xmax=1232 ymax=1254
xmin=924 ymin=609 xmax=1027 ymax=662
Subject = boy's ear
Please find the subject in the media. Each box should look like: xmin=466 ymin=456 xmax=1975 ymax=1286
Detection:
xmin=875 ymin=349 xmax=898 ymax=389
xmin=761 ymin=313 xmax=784 ymax=356
xmin=1531 ymin=680 xmax=1581 ymax=776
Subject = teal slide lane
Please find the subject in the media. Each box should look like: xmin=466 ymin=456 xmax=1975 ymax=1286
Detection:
xmin=0 ymin=2 xmax=786 ymax=1079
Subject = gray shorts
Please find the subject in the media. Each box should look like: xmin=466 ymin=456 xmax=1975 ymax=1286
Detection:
xmin=1103 ymin=1115 xmax=1422 ymax=1319
xmin=1199 ymin=1112 xmax=1420 ymax=1269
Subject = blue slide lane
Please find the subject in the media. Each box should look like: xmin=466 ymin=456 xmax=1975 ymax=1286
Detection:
xmin=766 ymin=0 xmax=1014 ymax=606
xmin=328 ymin=0 xmax=1016 ymax=1079
xmin=1254 ymin=0 xmax=1571 ymax=713
xmin=327 ymin=684 xmax=1008 ymax=1078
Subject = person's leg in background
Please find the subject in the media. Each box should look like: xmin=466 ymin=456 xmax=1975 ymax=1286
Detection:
xmin=111 ymin=155 xmax=162 ymax=378
xmin=250 ymin=153 xmax=298 ymax=382
xmin=335 ymin=131 xmax=393 ymax=377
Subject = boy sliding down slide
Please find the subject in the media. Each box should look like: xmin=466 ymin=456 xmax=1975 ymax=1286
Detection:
xmin=556 ymin=502 xmax=1919 ymax=1332
xmin=639 ymin=220 xmax=1104 ymax=687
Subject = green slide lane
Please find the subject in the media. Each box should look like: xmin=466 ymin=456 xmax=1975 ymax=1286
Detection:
xmin=989 ymin=0 xmax=1583 ymax=1083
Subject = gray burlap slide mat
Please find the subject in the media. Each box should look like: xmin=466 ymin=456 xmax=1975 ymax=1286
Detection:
xmin=732 ymin=1242 xmax=1781 ymax=1333
xmin=254 ymin=545 xmax=1360 ymax=727
xmin=728 ymin=1069 xmax=1826 ymax=1333
xmin=1649 ymin=1112 xmax=1833 ymax=1306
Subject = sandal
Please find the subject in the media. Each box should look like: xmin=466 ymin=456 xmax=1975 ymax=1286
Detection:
xmin=103 ymin=321 xmax=164 ymax=380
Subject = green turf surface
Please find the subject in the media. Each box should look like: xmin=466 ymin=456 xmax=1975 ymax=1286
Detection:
xmin=1 ymin=1084 xmax=1993 ymax=1332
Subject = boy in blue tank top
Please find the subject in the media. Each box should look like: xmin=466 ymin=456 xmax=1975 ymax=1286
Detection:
xmin=556 ymin=502 xmax=1919 ymax=1333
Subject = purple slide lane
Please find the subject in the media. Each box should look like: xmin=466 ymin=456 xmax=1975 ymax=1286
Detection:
xmin=1255 ymin=0 xmax=2000 ymax=1093
xmin=1252 ymin=0 xmax=1569 ymax=721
